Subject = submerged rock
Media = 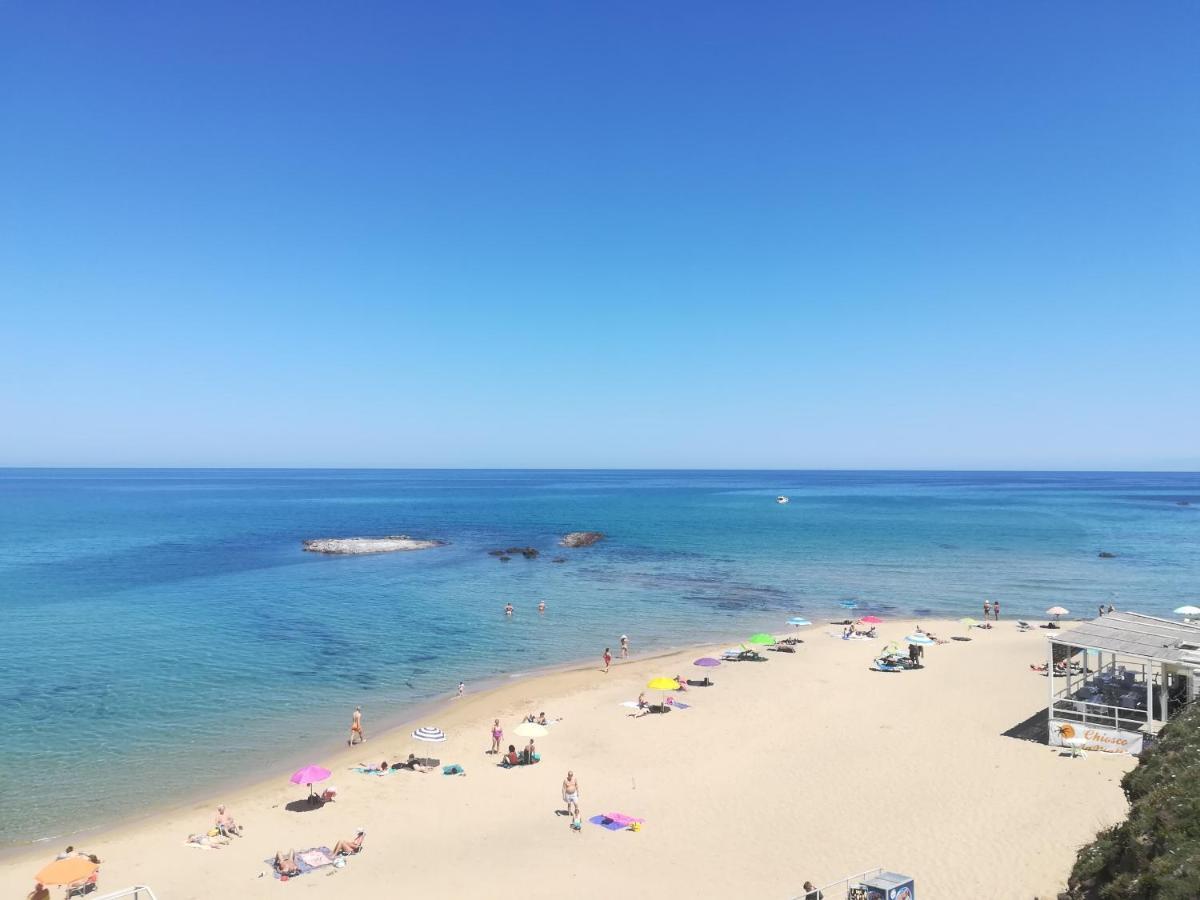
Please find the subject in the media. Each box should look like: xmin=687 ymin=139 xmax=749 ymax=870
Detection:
xmin=551 ymin=556 xmax=567 ymax=564
xmin=1098 ymin=551 xmax=1118 ymax=559
xmin=560 ymin=531 xmax=604 ymax=548
xmin=303 ymin=536 xmax=446 ymax=555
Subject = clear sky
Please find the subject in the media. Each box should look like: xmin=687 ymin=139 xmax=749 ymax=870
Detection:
xmin=1 ymin=3 xmax=1197 ymax=469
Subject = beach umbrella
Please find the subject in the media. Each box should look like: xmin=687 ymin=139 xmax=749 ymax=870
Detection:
xmin=35 ymin=857 xmax=97 ymax=886
xmin=513 ymin=721 xmax=548 ymax=739
xmin=1174 ymin=605 xmax=1200 ymax=616
xmin=412 ymin=726 xmax=447 ymax=743
xmin=787 ymin=617 xmax=812 ymax=627
xmin=860 ymin=615 xmax=883 ymax=625
xmin=693 ymin=657 xmax=721 ymax=667
xmin=646 ymin=677 xmax=679 ymax=713
xmin=905 ymin=633 xmax=935 ymax=645
xmin=290 ymin=764 xmax=331 ymax=800
xmin=1046 ymin=606 xmax=1069 ymax=621
xmin=746 ymin=633 xmax=776 ymax=646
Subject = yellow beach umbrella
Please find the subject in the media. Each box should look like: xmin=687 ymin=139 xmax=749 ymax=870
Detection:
xmin=36 ymin=856 xmax=96 ymax=886
xmin=646 ymin=677 xmax=679 ymax=713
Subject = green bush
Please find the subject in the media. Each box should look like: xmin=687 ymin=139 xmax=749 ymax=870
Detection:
xmin=1067 ymin=701 xmax=1200 ymax=898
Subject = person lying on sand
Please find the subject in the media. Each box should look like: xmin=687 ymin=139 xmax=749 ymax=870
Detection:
xmin=391 ymin=754 xmax=433 ymax=773
xmin=214 ymin=804 xmax=243 ymax=836
xmin=673 ymin=675 xmax=688 ymax=691
xmin=537 ymin=711 xmax=549 ymax=725
xmin=637 ymin=692 xmax=647 ymax=710
xmin=274 ymin=849 xmax=300 ymax=874
xmin=332 ymin=830 xmax=366 ymax=857
xmin=187 ymin=833 xmax=230 ymax=849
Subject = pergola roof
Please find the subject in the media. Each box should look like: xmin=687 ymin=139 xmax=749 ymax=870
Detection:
xmin=1051 ymin=611 xmax=1200 ymax=664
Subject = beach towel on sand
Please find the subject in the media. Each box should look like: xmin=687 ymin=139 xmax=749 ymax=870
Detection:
xmin=589 ymin=813 xmax=645 ymax=831
xmin=265 ymin=846 xmax=336 ymax=879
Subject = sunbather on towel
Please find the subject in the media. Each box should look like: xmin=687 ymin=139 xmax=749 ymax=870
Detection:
xmin=332 ymin=829 xmax=366 ymax=857
xmin=392 ymin=753 xmax=433 ymax=773
xmin=187 ymin=833 xmax=229 ymax=849
xmin=504 ymin=745 xmax=520 ymax=766
xmin=274 ymin=850 xmax=300 ymax=875
xmin=673 ymin=676 xmax=688 ymax=691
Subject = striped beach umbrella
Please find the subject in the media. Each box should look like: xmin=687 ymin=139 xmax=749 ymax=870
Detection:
xmin=412 ymin=726 xmax=447 ymax=743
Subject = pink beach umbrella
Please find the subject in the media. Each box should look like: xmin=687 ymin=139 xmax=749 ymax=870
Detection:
xmin=860 ymin=615 xmax=883 ymax=624
xmin=291 ymin=764 xmax=331 ymax=800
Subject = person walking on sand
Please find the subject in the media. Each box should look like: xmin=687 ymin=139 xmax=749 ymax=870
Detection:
xmin=348 ymin=706 xmax=364 ymax=746
xmin=993 ymin=599 xmax=1000 ymax=621
xmin=620 ymin=634 xmax=629 ymax=658
xmin=562 ymin=770 xmax=580 ymax=817
xmin=490 ymin=719 xmax=503 ymax=754
xmin=456 ymin=681 xmax=465 ymax=699
xmin=603 ymin=647 xmax=612 ymax=673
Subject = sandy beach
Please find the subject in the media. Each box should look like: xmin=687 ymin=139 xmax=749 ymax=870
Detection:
xmin=1 ymin=619 xmax=1134 ymax=900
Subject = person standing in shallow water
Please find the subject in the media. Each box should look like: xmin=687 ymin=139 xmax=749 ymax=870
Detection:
xmin=619 ymin=634 xmax=629 ymax=658
xmin=602 ymin=647 xmax=612 ymax=673
xmin=348 ymin=706 xmax=364 ymax=746
xmin=983 ymin=600 xmax=991 ymax=620
xmin=992 ymin=599 xmax=1000 ymax=621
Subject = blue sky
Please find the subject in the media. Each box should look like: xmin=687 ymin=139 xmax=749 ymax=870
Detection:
xmin=1 ymin=3 xmax=1197 ymax=468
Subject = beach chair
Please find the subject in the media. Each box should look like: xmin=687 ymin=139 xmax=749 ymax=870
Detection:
xmin=66 ymin=875 xmax=98 ymax=898
xmin=1017 ymin=621 xmax=1033 ymax=631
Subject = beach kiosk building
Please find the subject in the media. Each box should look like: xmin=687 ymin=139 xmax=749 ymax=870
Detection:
xmin=1046 ymin=611 xmax=1200 ymax=753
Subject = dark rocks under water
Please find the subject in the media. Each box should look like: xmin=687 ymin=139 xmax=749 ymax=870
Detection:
xmin=1098 ymin=551 xmax=1118 ymax=559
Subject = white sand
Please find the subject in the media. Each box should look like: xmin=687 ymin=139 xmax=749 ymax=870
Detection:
xmin=0 ymin=620 xmax=1133 ymax=899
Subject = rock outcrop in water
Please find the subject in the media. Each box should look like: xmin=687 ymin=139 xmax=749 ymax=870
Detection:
xmin=1098 ymin=551 xmax=1118 ymax=559
xmin=303 ymin=536 xmax=446 ymax=555
xmin=488 ymin=546 xmax=539 ymax=559
xmin=560 ymin=531 xmax=604 ymax=548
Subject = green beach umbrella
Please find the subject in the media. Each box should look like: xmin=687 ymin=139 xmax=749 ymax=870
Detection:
xmin=747 ymin=633 xmax=776 ymax=646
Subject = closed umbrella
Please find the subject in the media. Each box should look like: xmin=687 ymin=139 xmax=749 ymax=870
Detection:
xmin=36 ymin=857 xmax=97 ymax=887
xmin=290 ymin=764 xmax=331 ymax=800
xmin=646 ymin=677 xmax=679 ymax=712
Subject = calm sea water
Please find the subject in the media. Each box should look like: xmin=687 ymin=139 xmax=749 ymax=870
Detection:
xmin=1 ymin=469 xmax=1197 ymax=846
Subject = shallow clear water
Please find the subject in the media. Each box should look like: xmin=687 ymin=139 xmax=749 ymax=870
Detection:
xmin=1 ymin=469 xmax=1197 ymax=846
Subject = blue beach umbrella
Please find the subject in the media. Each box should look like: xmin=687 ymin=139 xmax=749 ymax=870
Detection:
xmin=787 ymin=617 xmax=812 ymax=627
xmin=904 ymin=634 xmax=935 ymax=645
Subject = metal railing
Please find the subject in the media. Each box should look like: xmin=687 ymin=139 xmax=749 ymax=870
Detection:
xmin=791 ymin=867 xmax=883 ymax=899
xmin=92 ymin=887 xmax=159 ymax=900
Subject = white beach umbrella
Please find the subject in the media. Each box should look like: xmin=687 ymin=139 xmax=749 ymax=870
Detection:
xmin=1046 ymin=606 xmax=1069 ymax=621
xmin=412 ymin=726 xmax=447 ymax=743
xmin=1174 ymin=605 xmax=1200 ymax=616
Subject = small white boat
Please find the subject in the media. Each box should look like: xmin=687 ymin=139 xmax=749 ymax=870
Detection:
xmin=776 ymin=496 xmax=790 ymax=504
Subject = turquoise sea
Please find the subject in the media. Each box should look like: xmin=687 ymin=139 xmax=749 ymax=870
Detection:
xmin=1 ymin=469 xmax=1197 ymax=847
